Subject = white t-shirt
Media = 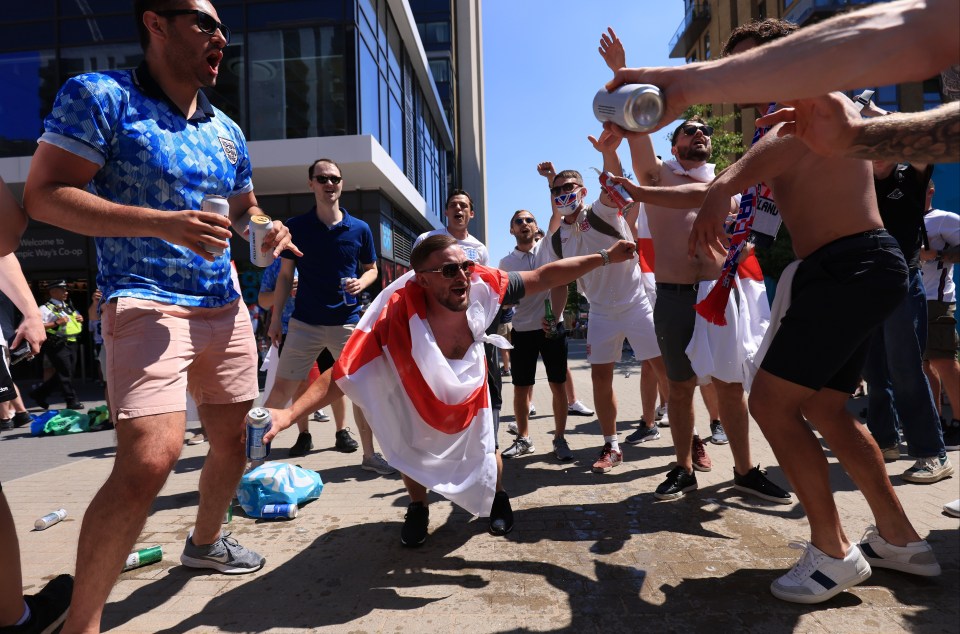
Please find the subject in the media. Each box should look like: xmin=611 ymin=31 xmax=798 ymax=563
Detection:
xmin=548 ymin=199 xmax=643 ymax=318
xmin=921 ymin=208 xmax=959 ymax=302
xmin=414 ymin=228 xmax=489 ymax=266
xmin=498 ymin=239 xmax=554 ymax=332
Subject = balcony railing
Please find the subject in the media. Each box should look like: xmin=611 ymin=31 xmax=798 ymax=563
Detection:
xmin=669 ymin=1 xmax=711 ymax=59
xmin=786 ymin=0 xmax=888 ymax=25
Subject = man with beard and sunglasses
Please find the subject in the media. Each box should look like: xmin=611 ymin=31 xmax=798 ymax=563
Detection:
xmin=22 ymin=2 xmax=300 ymax=631
xmin=263 ymin=234 xmax=638 ymax=546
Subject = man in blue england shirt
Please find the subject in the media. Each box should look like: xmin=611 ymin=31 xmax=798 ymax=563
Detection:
xmin=264 ymin=158 xmax=393 ymax=474
xmin=23 ymin=2 xmax=298 ymax=631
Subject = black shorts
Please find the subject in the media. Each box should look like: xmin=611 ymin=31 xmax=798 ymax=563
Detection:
xmin=761 ymin=230 xmax=908 ymax=393
xmin=510 ymin=329 xmax=568 ymax=387
xmin=652 ymin=283 xmax=699 ymax=383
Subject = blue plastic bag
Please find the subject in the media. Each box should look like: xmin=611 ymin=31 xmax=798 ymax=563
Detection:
xmin=237 ymin=461 xmax=323 ymax=518
xmin=30 ymin=410 xmax=59 ymax=436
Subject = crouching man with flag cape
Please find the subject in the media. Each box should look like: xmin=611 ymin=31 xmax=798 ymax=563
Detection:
xmin=264 ymin=234 xmax=637 ymax=546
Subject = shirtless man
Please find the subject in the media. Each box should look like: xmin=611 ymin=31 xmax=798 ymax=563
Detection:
xmin=688 ymin=19 xmax=940 ymax=604
xmin=600 ymin=27 xmax=789 ymax=504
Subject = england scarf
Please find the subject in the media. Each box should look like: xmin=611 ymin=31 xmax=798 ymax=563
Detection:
xmin=332 ymin=265 xmax=510 ymax=517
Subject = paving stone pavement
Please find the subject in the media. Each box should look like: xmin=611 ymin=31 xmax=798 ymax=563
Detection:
xmin=2 ymin=342 xmax=958 ymax=633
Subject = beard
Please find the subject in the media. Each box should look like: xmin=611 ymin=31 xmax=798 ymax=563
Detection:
xmin=677 ymin=144 xmax=711 ymax=162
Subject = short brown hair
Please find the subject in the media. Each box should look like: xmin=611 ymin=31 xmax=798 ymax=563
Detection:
xmin=308 ymin=158 xmax=342 ymax=179
xmin=134 ymin=0 xmax=185 ymax=51
xmin=671 ymin=115 xmax=708 ymax=147
xmin=721 ymin=19 xmax=798 ymax=57
xmin=509 ymin=209 xmax=536 ymax=227
xmin=552 ymin=170 xmax=583 ymax=187
xmin=411 ymin=234 xmax=457 ymax=271
xmin=445 ymin=189 xmax=473 ymax=210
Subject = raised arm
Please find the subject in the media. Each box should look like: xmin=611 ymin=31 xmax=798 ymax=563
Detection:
xmin=605 ymin=0 xmax=957 ymax=133
xmin=519 ymin=240 xmax=636 ymax=296
xmin=537 ymin=161 xmax=562 ymax=236
xmin=610 ymin=176 xmax=711 ymax=209
xmin=263 ymin=368 xmax=344 ymax=444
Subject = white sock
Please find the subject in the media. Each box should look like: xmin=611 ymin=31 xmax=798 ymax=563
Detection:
xmin=604 ymin=434 xmax=620 ymax=453
xmin=16 ymin=601 xmax=31 ymax=626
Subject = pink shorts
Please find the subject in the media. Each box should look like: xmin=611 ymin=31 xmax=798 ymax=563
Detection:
xmin=102 ymin=297 xmax=259 ymax=420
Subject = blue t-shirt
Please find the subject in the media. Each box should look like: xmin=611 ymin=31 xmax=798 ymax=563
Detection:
xmin=40 ymin=62 xmax=253 ymax=307
xmin=282 ymin=208 xmax=376 ymax=326
xmin=259 ymin=257 xmax=296 ymax=334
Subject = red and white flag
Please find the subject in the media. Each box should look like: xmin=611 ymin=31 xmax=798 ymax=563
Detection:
xmin=332 ymin=265 xmax=509 ymax=517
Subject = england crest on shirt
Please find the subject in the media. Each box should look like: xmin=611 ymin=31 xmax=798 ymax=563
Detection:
xmin=219 ymin=136 xmax=239 ymax=165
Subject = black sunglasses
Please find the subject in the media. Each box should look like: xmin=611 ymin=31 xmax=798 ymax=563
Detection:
xmin=313 ymin=175 xmax=343 ymax=185
xmin=513 ymin=217 xmax=536 ymax=225
xmin=157 ymin=9 xmax=231 ymax=45
xmin=420 ymin=261 xmax=476 ymax=279
xmin=681 ymin=124 xmax=714 ymax=137
xmin=550 ymin=182 xmax=581 ymax=197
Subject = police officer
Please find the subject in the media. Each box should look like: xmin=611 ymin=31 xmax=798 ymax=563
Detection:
xmin=29 ymin=280 xmax=84 ymax=410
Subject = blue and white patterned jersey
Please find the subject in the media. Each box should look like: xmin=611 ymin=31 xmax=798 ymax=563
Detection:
xmin=40 ymin=62 xmax=254 ymax=307
xmin=259 ymin=258 xmax=296 ymax=334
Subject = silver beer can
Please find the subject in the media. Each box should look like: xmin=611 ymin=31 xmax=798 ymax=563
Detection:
xmin=245 ymin=407 xmax=271 ymax=461
xmin=248 ymin=214 xmax=276 ymax=267
xmin=593 ymin=84 xmax=665 ymax=132
xmin=201 ymin=194 xmax=230 ymax=256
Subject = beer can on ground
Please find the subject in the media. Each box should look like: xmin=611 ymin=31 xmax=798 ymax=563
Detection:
xmin=245 ymin=407 xmax=272 ymax=461
xmin=248 ymin=214 xmax=276 ymax=267
xmin=201 ymin=194 xmax=230 ymax=256
xmin=34 ymin=508 xmax=67 ymax=531
xmin=122 ymin=546 xmax=162 ymax=571
xmin=593 ymin=84 xmax=665 ymax=133
xmin=261 ymin=503 xmax=298 ymax=519
xmin=341 ymin=277 xmax=358 ymax=306
xmin=593 ymin=168 xmax=636 ymax=213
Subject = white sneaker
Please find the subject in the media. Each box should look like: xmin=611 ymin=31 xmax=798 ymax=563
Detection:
xmin=944 ymin=499 xmax=960 ymax=517
xmin=656 ymin=404 xmax=669 ymax=427
xmin=770 ymin=541 xmax=871 ymax=604
xmin=506 ymin=421 xmax=518 ymax=435
xmin=901 ymin=455 xmax=954 ymax=483
xmin=857 ymin=525 xmax=940 ymax=576
xmin=312 ymin=409 xmax=330 ymax=422
xmin=529 ymin=403 xmax=537 ymax=416
xmin=567 ymin=400 xmax=594 ymax=416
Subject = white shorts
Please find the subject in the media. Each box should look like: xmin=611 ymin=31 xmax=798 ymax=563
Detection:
xmin=586 ymin=298 xmax=660 ymax=365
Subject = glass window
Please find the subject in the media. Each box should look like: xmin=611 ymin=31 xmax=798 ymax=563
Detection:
xmin=379 ymin=74 xmax=389 ymax=152
xmin=704 ymin=34 xmax=711 ymax=60
xmin=2 ymin=2 xmax=54 ymax=20
xmin=0 ymin=49 xmax=56 ymax=158
xmin=59 ymin=1 xmax=132 ymax=16
xmin=206 ymin=40 xmax=245 ymax=127
xmin=0 ymin=21 xmax=56 ymax=50
xmin=59 ymin=15 xmax=138 ymax=46
xmin=247 ymin=1 xmax=344 ymax=27
xmin=246 ymin=26 xmax=346 ymax=141
xmin=416 ymin=21 xmax=450 ymax=47
xmin=428 ymin=59 xmax=449 ymax=83
xmin=58 ymin=42 xmax=143 ymax=81
xmin=389 ymin=91 xmax=403 ymax=168
xmin=359 ymin=40 xmax=380 ymax=140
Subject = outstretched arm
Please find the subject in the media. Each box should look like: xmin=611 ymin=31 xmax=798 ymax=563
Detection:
xmin=264 ymin=369 xmax=344 ymax=444
xmin=598 ymin=27 xmax=625 ymax=73
xmin=0 ymin=254 xmax=45 ymax=355
xmin=519 ymin=240 xmax=636 ymax=296
xmin=610 ymin=176 xmax=710 ymax=209
xmin=604 ymin=0 xmax=957 ymax=133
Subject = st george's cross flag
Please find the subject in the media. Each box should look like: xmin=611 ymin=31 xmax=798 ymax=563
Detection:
xmin=332 ymin=265 xmax=510 ymax=517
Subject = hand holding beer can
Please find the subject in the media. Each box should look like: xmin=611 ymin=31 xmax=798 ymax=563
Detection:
xmin=201 ymin=194 xmax=230 ymax=256
xmin=592 ymin=167 xmax=636 ymax=213
xmin=248 ymin=215 xmax=276 ymax=267
xmin=341 ymin=278 xmax=358 ymax=306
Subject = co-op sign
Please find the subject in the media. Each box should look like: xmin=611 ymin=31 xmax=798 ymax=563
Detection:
xmin=16 ymin=226 xmax=93 ymax=272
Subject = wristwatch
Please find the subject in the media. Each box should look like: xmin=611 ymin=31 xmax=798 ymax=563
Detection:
xmin=598 ymin=249 xmax=610 ymax=266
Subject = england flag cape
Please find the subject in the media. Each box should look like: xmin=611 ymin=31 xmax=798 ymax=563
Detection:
xmin=332 ymin=265 xmax=510 ymax=517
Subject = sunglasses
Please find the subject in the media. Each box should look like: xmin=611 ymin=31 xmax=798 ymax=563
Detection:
xmin=157 ymin=9 xmax=232 ymax=45
xmin=313 ymin=175 xmax=343 ymax=185
xmin=513 ymin=217 xmax=536 ymax=225
xmin=420 ymin=260 xmax=476 ymax=278
xmin=550 ymin=182 xmax=581 ymax=197
xmin=681 ymin=124 xmax=714 ymax=137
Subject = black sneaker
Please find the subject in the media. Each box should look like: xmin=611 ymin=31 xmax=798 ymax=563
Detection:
xmin=943 ymin=419 xmax=960 ymax=452
xmin=488 ymin=491 xmax=514 ymax=536
xmin=400 ymin=502 xmax=429 ymax=547
xmin=733 ymin=465 xmax=793 ymax=504
xmin=654 ymin=465 xmax=697 ymax=501
xmin=65 ymin=401 xmax=84 ymax=411
xmin=334 ymin=428 xmax=359 ymax=453
xmin=12 ymin=412 xmax=33 ymax=428
xmin=0 ymin=418 xmax=12 ymax=431
xmin=6 ymin=573 xmax=73 ymax=634
xmin=288 ymin=432 xmax=314 ymax=457
xmin=28 ymin=391 xmax=48 ymax=410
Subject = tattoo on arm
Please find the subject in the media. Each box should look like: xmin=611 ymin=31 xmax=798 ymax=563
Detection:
xmin=847 ymin=101 xmax=960 ymax=163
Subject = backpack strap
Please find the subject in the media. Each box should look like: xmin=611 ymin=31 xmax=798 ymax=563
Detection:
xmin=549 ymin=204 xmax=627 ymax=260
xmin=551 ymin=229 xmax=564 ymax=260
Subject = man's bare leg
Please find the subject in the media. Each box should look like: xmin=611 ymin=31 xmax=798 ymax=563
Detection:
xmin=591 ymin=362 xmax=617 ymax=437
xmin=640 ymin=360 xmax=658 ymax=428
xmin=0 ymin=492 xmax=24 ymax=626
xmin=667 ymin=376 xmax=698 ymax=471
xmin=712 ymin=378 xmax=752 ymax=474
xmin=62 ymin=412 xmax=186 ymax=634
xmin=929 ymin=358 xmax=960 ymax=418
xmin=292 ymin=380 xmax=310 ymax=433
xmin=354 ymin=405 xmax=377 ymax=457
xmin=331 ymin=395 xmax=346 ymax=432
xmin=513 ymin=385 xmax=533 ymax=437
xmin=193 ymin=401 xmax=251 ymax=544
xmin=549 ymin=382 xmax=568 ymax=436
xmin=701 ymin=382 xmax=720 ymax=420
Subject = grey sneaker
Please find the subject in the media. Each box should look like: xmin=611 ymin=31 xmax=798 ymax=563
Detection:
xmin=361 ymin=452 xmax=396 ymax=475
xmin=552 ymin=436 xmax=573 ymax=461
xmin=709 ymin=420 xmax=729 ymax=445
xmin=180 ymin=531 xmax=265 ymax=574
xmin=901 ymin=455 xmax=954 ymax=483
xmin=502 ymin=436 xmax=535 ymax=458
xmin=625 ymin=425 xmax=660 ymax=445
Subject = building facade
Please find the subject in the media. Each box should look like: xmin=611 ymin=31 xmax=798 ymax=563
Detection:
xmin=0 ymin=0 xmax=486 ymax=379
xmin=667 ymin=0 xmax=959 ymax=211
